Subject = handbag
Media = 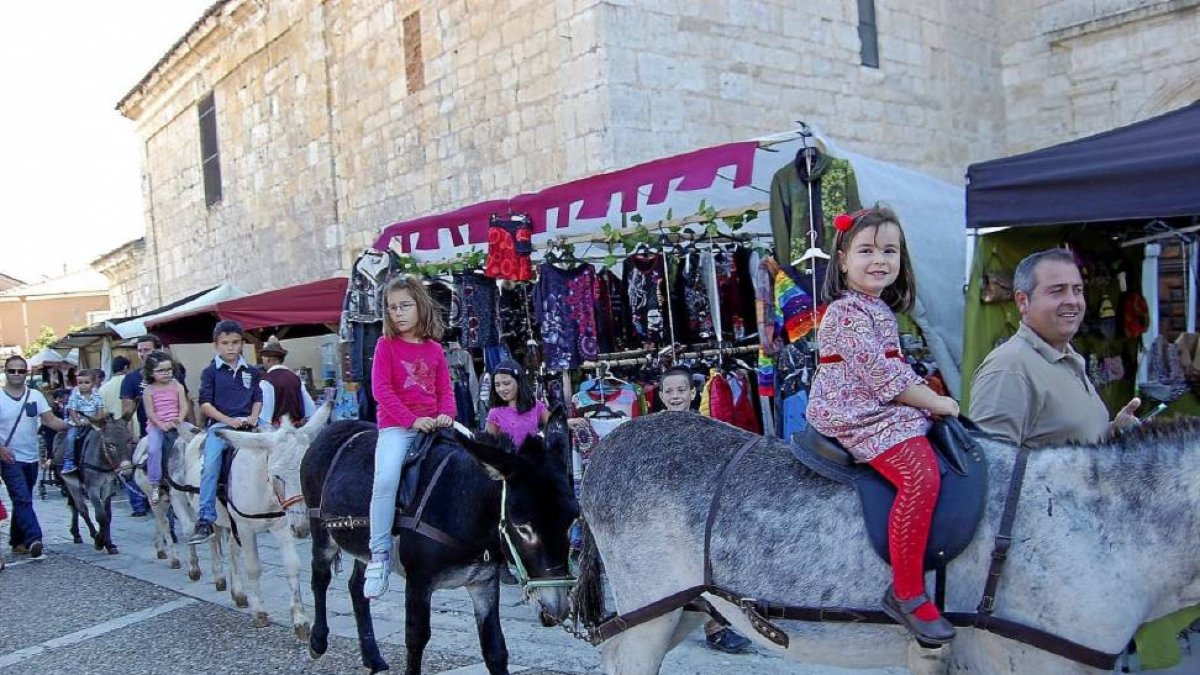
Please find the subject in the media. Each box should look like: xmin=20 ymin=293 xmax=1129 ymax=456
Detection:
xmin=980 ymin=252 xmax=1013 ymax=304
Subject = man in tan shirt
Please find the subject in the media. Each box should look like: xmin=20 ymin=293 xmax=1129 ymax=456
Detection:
xmin=969 ymin=248 xmax=1139 ymax=448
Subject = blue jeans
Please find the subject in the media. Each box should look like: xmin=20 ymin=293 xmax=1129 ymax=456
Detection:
xmin=197 ymin=423 xmax=231 ymax=524
xmin=1 ymin=460 xmax=42 ymax=548
xmin=368 ymin=427 xmax=417 ymax=554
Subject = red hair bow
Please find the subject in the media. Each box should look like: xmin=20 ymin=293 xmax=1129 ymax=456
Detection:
xmin=834 ymin=213 xmax=855 ymax=233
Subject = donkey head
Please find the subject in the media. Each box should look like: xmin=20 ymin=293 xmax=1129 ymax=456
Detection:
xmin=217 ymin=401 xmax=332 ymax=538
xmin=458 ymin=419 xmax=580 ymax=624
xmin=90 ymin=415 xmax=135 ymax=478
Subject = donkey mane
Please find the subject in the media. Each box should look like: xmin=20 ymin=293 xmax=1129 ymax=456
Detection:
xmin=1035 ymin=417 xmax=1200 ymax=555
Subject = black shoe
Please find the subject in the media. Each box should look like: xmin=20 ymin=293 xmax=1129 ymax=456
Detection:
xmin=881 ymin=585 xmax=955 ymax=645
xmin=131 ymin=510 xmax=150 ymax=518
xmin=706 ymin=627 xmax=752 ymax=654
xmin=28 ymin=541 xmax=44 ymax=560
xmin=188 ymin=521 xmax=215 ymax=545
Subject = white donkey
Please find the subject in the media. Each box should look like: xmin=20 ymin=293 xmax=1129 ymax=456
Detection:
xmin=134 ymin=423 xmax=232 ymax=589
xmin=213 ymin=402 xmax=331 ymax=639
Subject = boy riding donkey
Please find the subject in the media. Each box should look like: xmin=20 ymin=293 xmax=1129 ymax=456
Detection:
xmin=189 ymin=321 xmax=263 ymax=545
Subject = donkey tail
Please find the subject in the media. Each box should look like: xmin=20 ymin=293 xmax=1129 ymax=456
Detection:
xmin=571 ymin=517 xmax=606 ymax=628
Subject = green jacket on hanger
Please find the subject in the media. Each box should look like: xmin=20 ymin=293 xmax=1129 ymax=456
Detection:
xmin=769 ymin=151 xmax=861 ymax=262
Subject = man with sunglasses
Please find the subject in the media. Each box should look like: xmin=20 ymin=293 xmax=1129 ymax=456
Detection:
xmin=0 ymin=354 xmax=67 ymax=560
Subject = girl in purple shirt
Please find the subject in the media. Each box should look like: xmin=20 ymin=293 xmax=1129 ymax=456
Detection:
xmin=485 ymin=361 xmax=583 ymax=448
xmin=806 ymin=205 xmax=960 ymax=645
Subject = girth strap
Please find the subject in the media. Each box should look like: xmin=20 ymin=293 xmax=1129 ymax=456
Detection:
xmin=977 ymin=444 xmax=1032 ymax=614
xmin=703 ymin=436 xmax=760 ymax=586
xmin=395 ymin=452 xmax=467 ymax=550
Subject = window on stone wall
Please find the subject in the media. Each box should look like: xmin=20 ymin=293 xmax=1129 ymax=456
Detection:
xmin=403 ymin=10 xmax=424 ymax=93
xmin=857 ymin=0 xmax=880 ymax=68
xmin=198 ymin=92 xmax=222 ymax=207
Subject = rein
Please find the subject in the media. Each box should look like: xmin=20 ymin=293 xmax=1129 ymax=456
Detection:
xmin=578 ymin=438 xmax=1123 ymax=670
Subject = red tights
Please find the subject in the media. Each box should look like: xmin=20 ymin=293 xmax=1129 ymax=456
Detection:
xmin=869 ymin=436 xmax=942 ymax=621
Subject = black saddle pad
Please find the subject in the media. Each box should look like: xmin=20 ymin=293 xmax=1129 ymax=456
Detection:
xmin=320 ymin=428 xmax=442 ymax=529
xmin=52 ymin=427 xmax=93 ymax=468
xmin=791 ymin=424 xmax=988 ymax=570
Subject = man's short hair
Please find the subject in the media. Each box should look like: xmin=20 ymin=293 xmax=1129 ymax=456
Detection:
xmin=212 ymin=320 xmax=245 ymax=341
xmin=1013 ymin=248 xmax=1078 ymax=296
xmin=136 ymin=334 xmax=163 ymax=348
xmin=111 ymin=355 xmax=131 ymax=373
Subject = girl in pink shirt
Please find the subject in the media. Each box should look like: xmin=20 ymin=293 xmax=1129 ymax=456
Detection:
xmin=141 ymin=350 xmax=188 ymax=505
xmin=366 ymin=275 xmax=456 ymax=599
xmin=806 ymin=206 xmax=960 ymax=645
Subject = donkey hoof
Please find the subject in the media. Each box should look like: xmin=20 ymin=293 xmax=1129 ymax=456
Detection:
xmin=234 ymin=593 xmax=249 ymax=608
xmin=364 ymin=656 xmax=389 ymax=673
xmin=93 ymin=539 xmax=104 ymax=551
xmin=294 ymin=623 xmax=311 ymax=642
xmin=252 ymin=612 xmax=270 ymax=628
xmin=156 ymin=550 xmax=167 ymax=560
xmin=106 ymin=546 xmax=119 ymax=555
xmin=215 ymin=578 xmax=227 ymax=592
xmin=169 ymin=559 xmax=181 ymax=570
xmin=72 ymin=534 xmax=83 ymax=544
xmin=188 ymin=569 xmax=201 ymax=582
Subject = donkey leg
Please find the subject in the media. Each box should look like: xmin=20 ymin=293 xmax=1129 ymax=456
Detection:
xmin=348 ymin=559 xmax=389 ymax=674
xmin=271 ymin=525 xmax=310 ymax=641
xmin=68 ymin=500 xmax=82 ymax=543
xmin=665 ymin=608 xmax=707 ymax=651
xmin=238 ymin=531 xmax=269 ymax=625
xmin=465 ymin=577 xmax=508 ymax=675
xmin=600 ymin=609 xmax=683 ymax=675
xmin=100 ymin=497 xmax=118 ymax=554
xmin=154 ymin=501 xmax=178 ymax=567
xmin=226 ymin=530 xmax=249 ymax=607
xmin=403 ymin=576 xmax=436 ymax=675
xmin=307 ymin=527 xmax=337 ymax=659
xmin=210 ymin=528 xmax=229 ymax=593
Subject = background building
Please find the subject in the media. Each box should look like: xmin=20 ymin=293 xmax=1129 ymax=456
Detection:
xmin=116 ymin=0 xmax=1200 ymax=305
xmin=0 ymin=269 xmax=110 ymax=352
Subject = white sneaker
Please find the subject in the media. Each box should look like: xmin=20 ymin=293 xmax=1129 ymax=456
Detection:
xmin=364 ymin=555 xmax=390 ymax=599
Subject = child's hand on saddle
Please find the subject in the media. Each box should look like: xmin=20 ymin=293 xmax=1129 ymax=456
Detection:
xmin=412 ymin=417 xmax=437 ymax=433
xmin=930 ymin=397 xmax=960 ymax=418
xmin=434 ymin=414 xmax=454 ymax=429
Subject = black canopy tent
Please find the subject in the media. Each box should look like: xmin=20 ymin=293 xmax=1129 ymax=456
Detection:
xmin=966 ymin=101 xmax=1200 ymax=230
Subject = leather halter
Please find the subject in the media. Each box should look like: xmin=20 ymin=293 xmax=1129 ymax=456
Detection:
xmin=585 ymin=438 xmax=1122 ymax=670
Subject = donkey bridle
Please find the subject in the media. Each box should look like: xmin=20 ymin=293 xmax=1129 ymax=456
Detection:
xmin=582 ymin=439 xmax=1122 ymax=670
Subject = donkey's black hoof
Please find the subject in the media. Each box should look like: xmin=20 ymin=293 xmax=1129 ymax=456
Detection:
xmin=72 ymin=534 xmax=83 ymax=544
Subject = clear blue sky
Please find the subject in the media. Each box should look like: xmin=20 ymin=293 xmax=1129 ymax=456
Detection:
xmin=0 ymin=1 xmax=213 ymax=283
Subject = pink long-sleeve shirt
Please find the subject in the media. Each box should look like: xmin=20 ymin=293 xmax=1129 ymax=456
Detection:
xmin=805 ymin=291 xmax=929 ymax=462
xmin=371 ymin=337 xmax=457 ymax=430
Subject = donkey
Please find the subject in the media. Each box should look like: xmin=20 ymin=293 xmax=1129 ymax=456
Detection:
xmin=55 ymin=417 xmax=136 ymax=554
xmin=302 ymin=417 xmax=580 ymax=675
xmin=136 ymin=424 xmax=235 ymax=596
xmin=574 ymin=412 xmax=1200 ymax=675
xmin=212 ymin=403 xmax=331 ymax=638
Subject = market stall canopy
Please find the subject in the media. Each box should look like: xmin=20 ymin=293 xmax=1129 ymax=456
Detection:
xmin=48 ymin=322 xmax=121 ymax=351
xmin=966 ymin=101 xmax=1200 ymax=230
xmin=370 ymin=128 xmax=966 ymax=394
xmin=112 ymin=284 xmax=246 ymax=340
xmin=26 ymin=347 xmax=78 ymax=370
xmin=146 ymin=277 xmax=347 ymax=343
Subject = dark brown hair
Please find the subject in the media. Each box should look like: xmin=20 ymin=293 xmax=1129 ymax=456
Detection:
xmin=382 ymin=275 xmax=445 ymax=341
xmin=821 ymin=204 xmax=916 ymax=313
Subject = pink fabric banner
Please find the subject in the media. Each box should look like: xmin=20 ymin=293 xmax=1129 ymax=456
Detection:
xmin=373 ymin=141 xmax=757 ymax=252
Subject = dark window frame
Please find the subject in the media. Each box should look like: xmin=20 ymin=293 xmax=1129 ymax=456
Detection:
xmin=198 ymin=92 xmax=222 ymax=208
xmin=403 ymin=11 xmax=424 ymax=94
xmin=857 ymin=0 xmax=880 ymax=68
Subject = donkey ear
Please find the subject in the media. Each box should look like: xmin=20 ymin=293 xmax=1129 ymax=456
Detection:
xmin=457 ymin=432 xmax=523 ymax=481
xmin=216 ymin=427 xmax=271 ymax=452
xmin=300 ymin=401 xmax=333 ymax=440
